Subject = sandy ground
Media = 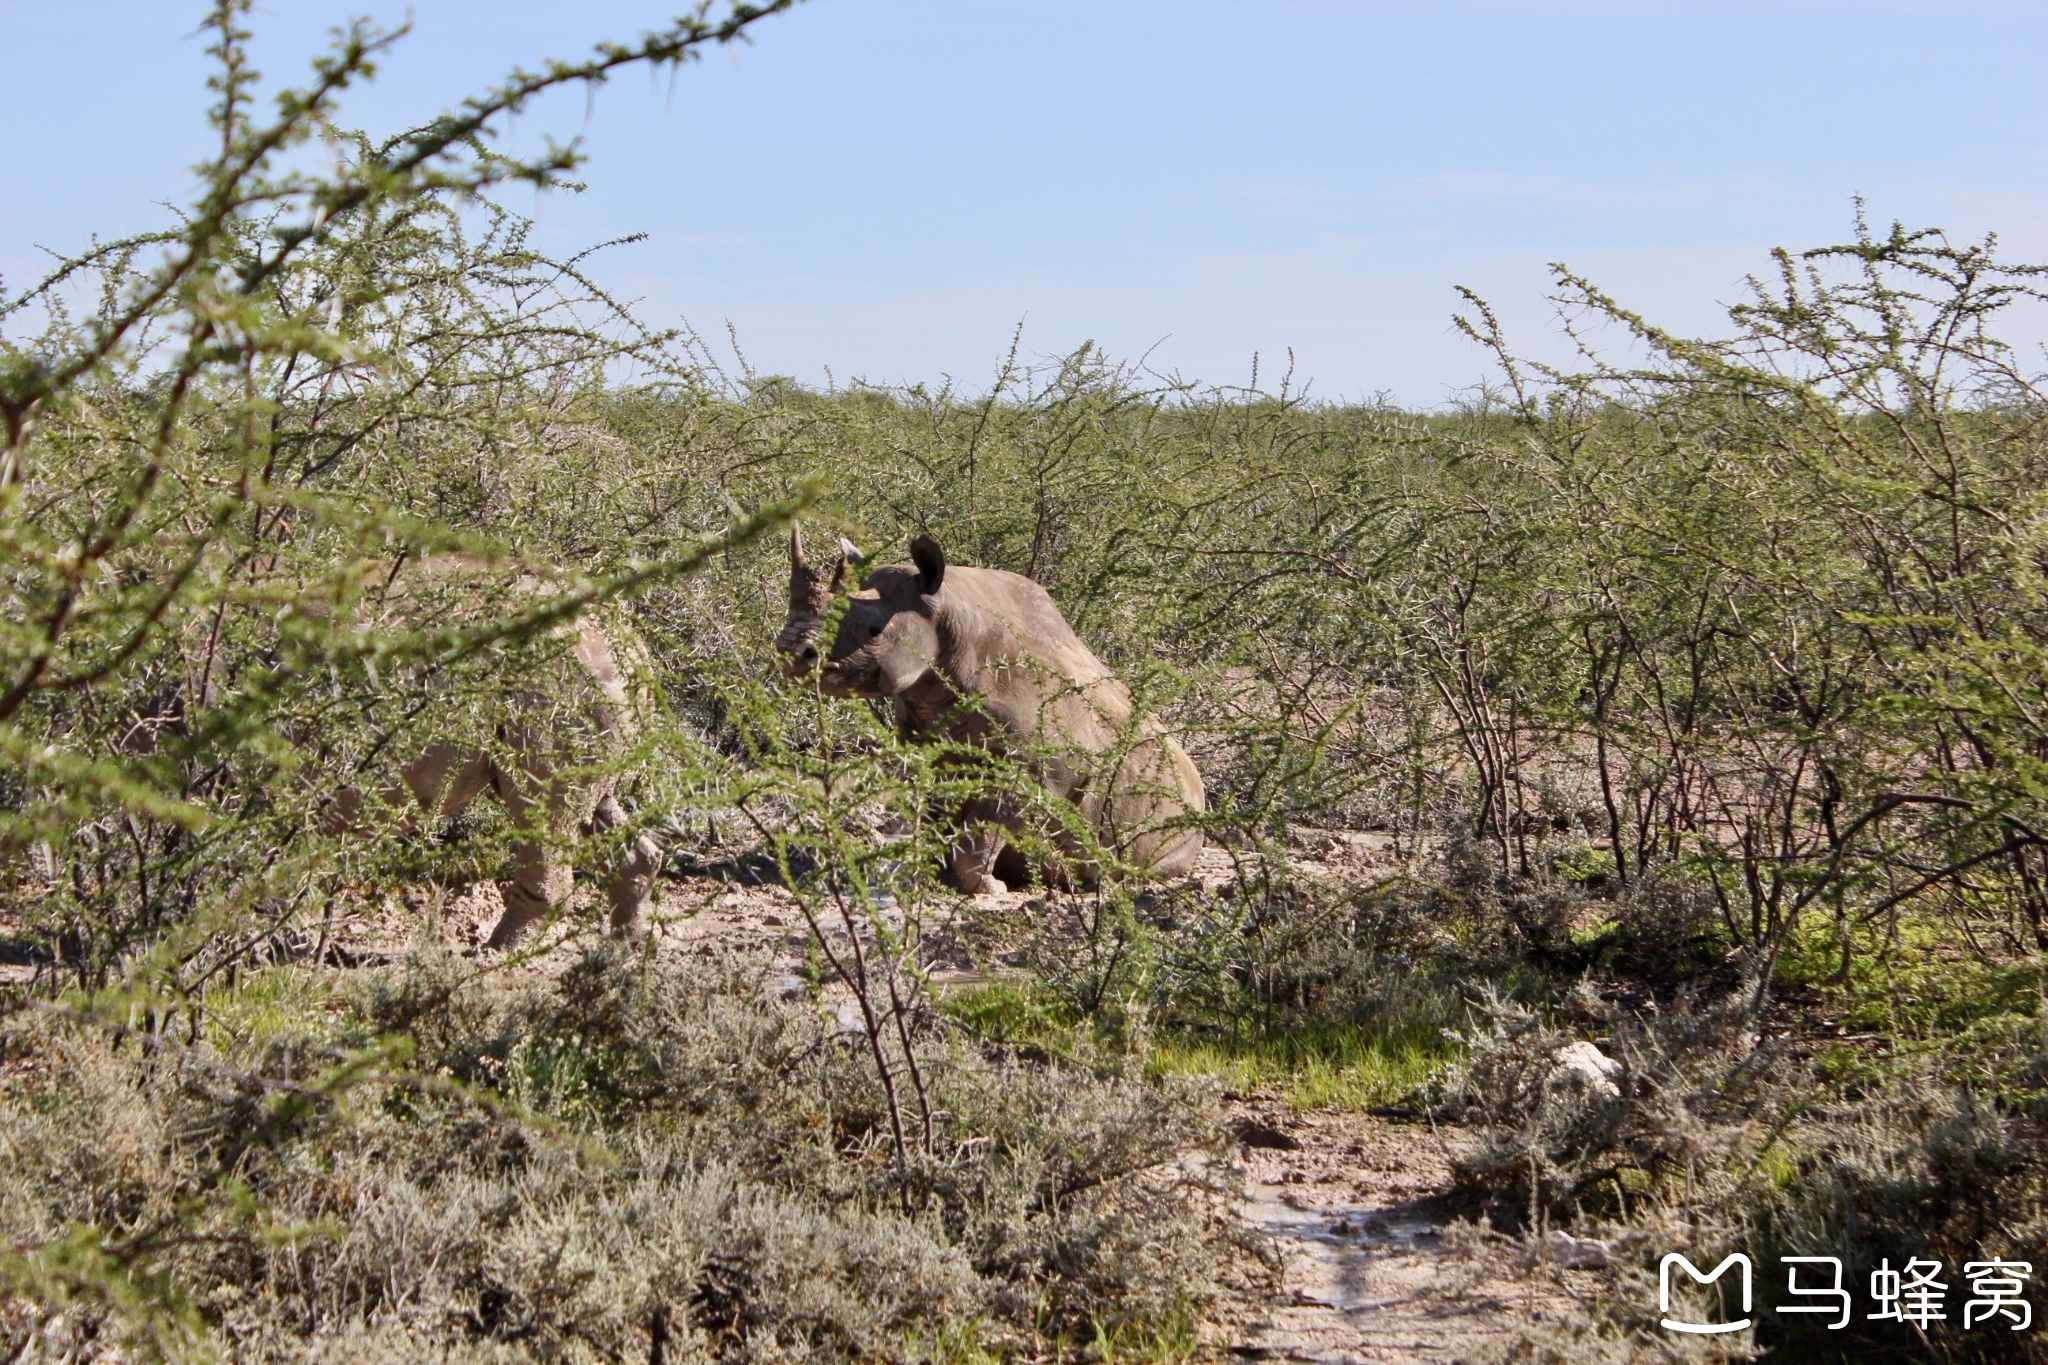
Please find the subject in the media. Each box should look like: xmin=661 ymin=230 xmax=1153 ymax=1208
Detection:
xmin=1217 ymin=1103 xmax=1598 ymax=1363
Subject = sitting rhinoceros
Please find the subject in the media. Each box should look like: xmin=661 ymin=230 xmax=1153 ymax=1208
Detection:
xmin=327 ymin=558 xmax=662 ymax=948
xmin=776 ymin=529 xmax=1204 ymax=891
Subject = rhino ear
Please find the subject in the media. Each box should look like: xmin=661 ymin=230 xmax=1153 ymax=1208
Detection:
xmin=910 ymin=533 xmax=946 ymax=596
xmin=829 ymin=537 xmax=861 ymax=591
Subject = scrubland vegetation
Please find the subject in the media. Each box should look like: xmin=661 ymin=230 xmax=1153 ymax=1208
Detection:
xmin=5 ymin=3 xmax=2048 ymax=1361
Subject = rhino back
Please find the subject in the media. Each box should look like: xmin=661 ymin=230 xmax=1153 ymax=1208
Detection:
xmin=942 ymin=566 xmax=1113 ymax=683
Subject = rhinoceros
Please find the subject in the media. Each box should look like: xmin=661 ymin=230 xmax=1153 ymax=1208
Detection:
xmin=776 ymin=528 xmax=1204 ymax=891
xmin=326 ymin=558 xmax=662 ymax=948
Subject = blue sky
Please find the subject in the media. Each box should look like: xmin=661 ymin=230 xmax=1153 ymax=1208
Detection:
xmin=4 ymin=1 xmax=2046 ymax=403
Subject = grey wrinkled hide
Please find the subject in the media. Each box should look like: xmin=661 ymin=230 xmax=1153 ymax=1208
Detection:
xmin=328 ymin=558 xmax=661 ymax=948
xmin=777 ymin=529 xmax=1204 ymax=892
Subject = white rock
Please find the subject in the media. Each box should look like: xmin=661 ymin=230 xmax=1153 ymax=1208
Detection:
xmin=1546 ymin=1230 xmax=1613 ymax=1269
xmin=1550 ymin=1040 xmax=1623 ymax=1098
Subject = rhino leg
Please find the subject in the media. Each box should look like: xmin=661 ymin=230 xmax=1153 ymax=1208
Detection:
xmin=590 ymin=791 xmax=662 ymax=940
xmin=948 ymin=799 xmax=1011 ymax=894
xmin=489 ymin=849 xmax=573 ymax=949
xmin=324 ymin=743 xmax=492 ymax=836
xmin=482 ymin=735 xmax=580 ymax=950
xmin=402 ymin=743 xmax=495 ymax=820
xmin=1099 ymin=735 xmax=1206 ymax=880
xmin=992 ymin=842 xmax=1034 ymax=891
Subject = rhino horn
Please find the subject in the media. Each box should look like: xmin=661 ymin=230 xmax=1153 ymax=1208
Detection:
xmin=788 ymin=525 xmax=830 ymax=616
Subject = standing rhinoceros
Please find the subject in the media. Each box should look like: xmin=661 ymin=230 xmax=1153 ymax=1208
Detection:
xmin=776 ymin=528 xmax=1204 ymax=891
xmin=327 ymin=558 xmax=662 ymax=948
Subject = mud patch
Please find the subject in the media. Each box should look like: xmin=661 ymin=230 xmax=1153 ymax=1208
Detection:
xmin=1226 ymin=1105 xmax=1582 ymax=1364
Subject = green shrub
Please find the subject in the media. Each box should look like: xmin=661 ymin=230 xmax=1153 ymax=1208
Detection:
xmin=1 ymin=946 xmax=1245 ymax=1360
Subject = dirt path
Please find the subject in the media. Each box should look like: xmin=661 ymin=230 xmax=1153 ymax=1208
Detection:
xmin=1219 ymin=1105 xmax=1582 ymax=1363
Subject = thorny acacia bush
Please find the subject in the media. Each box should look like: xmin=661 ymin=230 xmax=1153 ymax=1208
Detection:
xmin=0 ymin=3 xmax=1257 ymax=1357
xmin=0 ymin=0 xmax=817 ymax=1000
xmin=636 ymin=215 xmax=2048 ymax=1009
xmin=8 ymin=0 xmax=2048 ymax=1358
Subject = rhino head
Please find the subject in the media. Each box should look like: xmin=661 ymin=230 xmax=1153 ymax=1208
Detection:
xmin=776 ymin=528 xmax=949 ymax=699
